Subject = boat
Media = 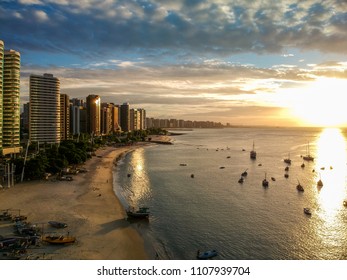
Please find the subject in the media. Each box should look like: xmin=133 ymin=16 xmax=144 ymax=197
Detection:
xmin=42 ymin=233 xmax=76 ymax=244
xmin=303 ymin=208 xmax=312 ymax=215
xmin=48 ymin=221 xmax=67 ymax=228
xmin=296 ymin=183 xmax=304 ymax=192
xmin=126 ymin=207 xmax=150 ymax=219
xmin=303 ymin=142 xmax=314 ymax=161
xmin=283 ymin=153 xmax=291 ymax=164
xmin=262 ymin=173 xmax=269 ymax=187
xmin=196 ymin=249 xmax=218 ymax=260
xmin=250 ymin=141 xmax=256 ymax=160
xmin=317 ymin=173 xmax=323 ymax=187
xmin=317 ymin=179 xmax=323 ymax=187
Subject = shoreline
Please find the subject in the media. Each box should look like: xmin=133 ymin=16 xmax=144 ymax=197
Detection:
xmin=0 ymin=136 xmax=171 ymax=260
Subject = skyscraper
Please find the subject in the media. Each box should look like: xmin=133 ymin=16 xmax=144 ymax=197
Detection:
xmin=0 ymin=40 xmax=4 ymax=152
xmin=86 ymin=95 xmax=101 ymax=135
xmin=120 ymin=102 xmax=130 ymax=132
xmin=60 ymin=93 xmax=70 ymax=140
xmin=3 ymin=49 xmax=21 ymax=154
xmin=0 ymin=40 xmax=21 ymax=155
xmin=29 ymin=73 xmax=61 ymax=144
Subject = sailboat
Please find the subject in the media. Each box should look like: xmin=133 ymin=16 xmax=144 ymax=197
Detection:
xmin=303 ymin=142 xmax=314 ymax=161
xmin=283 ymin=153 xmax=291 ymax=164
xmin=262 ymin=172 xmax=269 ymax=187
xmin=250 ymin=141 xmax=256 ymax=160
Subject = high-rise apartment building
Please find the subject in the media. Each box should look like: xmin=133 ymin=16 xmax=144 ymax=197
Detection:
xmin=29 ymin=73 xmax=61 ymax=144
xmin=86 ymin=95 xmax=101 ymax=135
xmin=120 ymin=102 xmax=130 ymax=132
xmin=101 ymin=103 xmax=113 ymax=135
xmin=111 ymin=104 xmax=120 ymax=133
xmin=0 ymin=40 xmax=21 ymax=155
xmin=60 ymin=93 xmax=70 ymax=140
xmin=0 ymin=40 xmax=4 ymax=152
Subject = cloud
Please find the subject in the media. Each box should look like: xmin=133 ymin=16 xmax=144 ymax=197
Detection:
xmin=34 ymin=10 xmax=49 ymax=21
xmin=2 ymin=0 xmax=347 ymax=64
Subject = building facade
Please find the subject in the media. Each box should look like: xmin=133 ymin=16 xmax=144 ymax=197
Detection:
xmin=60 ymin=93 xmax=70 ymax=140
xmin=29 ymin=73 xmax=61 ymax=144
xmin=120 ymin=102 xmax=130 ymax=132
xmin=86 ymin=95 xmax=101 ymax=136
xmin=0 ymin=40 xmax=4 ymax=152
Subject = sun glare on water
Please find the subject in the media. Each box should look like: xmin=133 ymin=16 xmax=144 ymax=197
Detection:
xmin=291 ymin=78 xmax=347 ymax=127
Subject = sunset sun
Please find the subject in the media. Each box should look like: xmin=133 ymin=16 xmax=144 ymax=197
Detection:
xmin=291 ymin=78 xmax=347 ymax=127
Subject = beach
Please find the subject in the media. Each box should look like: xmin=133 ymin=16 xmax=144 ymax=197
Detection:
xmin=0 ymin=136 xmax=171 ymax=260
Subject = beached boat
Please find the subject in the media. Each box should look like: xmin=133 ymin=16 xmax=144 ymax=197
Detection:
xmin=126 ymin=207 xmax=150 ymax=219
xmin=303 ymin=208 xmax=312 ymax=215
xmin=42 ymin=234 xmax=76 ymax=244
xmin=196 ymin=249 xmax=218 ymax=260
xmin=250 ymin=142 xmax=256 ymax=160
xmin=48 ymin=221 xmax=67 ymax=228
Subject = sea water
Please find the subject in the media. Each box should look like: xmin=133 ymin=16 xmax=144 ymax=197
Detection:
xmin=113 ymin=127 xmax=347 ymax=260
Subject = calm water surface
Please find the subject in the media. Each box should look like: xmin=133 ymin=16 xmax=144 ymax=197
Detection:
xmin=113 ymin=127 xmax=347 ymax=260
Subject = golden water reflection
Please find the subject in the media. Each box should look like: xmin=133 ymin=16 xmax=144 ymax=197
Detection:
xmin=128 ymin=148 xmax=151 ymax=206
xmin=314 ymin=128 xmax=347 ymax=212
xmin=312 ymin=128 xmax=347 ymax=256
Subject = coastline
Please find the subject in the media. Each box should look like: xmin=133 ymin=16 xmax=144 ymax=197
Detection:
xmin=0 ymin=135 xmax=171 ymax=260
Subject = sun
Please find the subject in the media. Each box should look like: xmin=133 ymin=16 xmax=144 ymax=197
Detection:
xmin=290 ymin=78 xmax=347 ymax=127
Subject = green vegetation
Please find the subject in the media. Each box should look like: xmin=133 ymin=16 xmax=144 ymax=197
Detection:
xmin=6 ymin=128 xmax=168 ymax=181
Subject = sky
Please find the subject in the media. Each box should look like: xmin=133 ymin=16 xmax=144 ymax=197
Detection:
xmin=1 ymin=0 xmax=347 ymax=127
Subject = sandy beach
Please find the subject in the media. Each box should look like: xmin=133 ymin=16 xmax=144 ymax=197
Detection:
xmin=0 ymin=136 xmax=171 ymax=260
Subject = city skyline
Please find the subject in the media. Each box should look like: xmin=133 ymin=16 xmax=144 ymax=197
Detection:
xmin=2 ymin=1 xmax=347 ymax=127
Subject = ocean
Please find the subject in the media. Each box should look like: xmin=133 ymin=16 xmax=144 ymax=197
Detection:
xmin=113 ymin=127 xmax=347 ymax=260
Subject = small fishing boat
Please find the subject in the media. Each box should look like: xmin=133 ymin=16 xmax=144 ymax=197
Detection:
xmin=262 ymin=173 xmax=269 ymax=187
xmin=42 ymin=233 xmax=76 ymax=244
xmin=48 ymin=221 xmax=67 ymax=228
xmin=296 ymin=183 xmax=304 ymax=192
xmin=250 ymin=141 xmax=256 ymax=160
xmin=126 ymin=207 xmax=150 ymax=219
xmin=196 ymin=249 xmax=218 ymax=260
xmin=283 ymin=153 xmax=291 ymax=164
xmin=317 ymin=179 xmax=323 ymax=187
xmin=303 ymin=208 xmax=312 ymax=215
